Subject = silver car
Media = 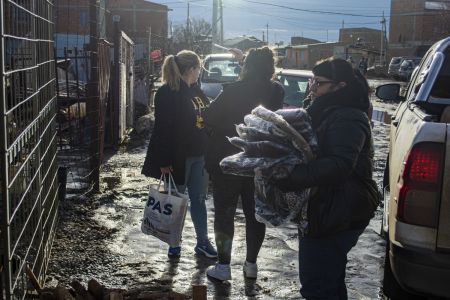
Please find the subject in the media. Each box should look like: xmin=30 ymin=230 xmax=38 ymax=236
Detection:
xmin=199 ymin=53 xmax=240 ymax=99
xmin=276 ymin=68 xmax=312 ymax=108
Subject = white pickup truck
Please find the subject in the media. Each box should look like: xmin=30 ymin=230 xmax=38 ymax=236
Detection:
xmin=376 ymin=37 xmax=450 ymax=299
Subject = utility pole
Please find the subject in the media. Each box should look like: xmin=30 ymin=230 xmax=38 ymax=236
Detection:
xmin=148 ymin=26 xmax=152 ymax=74
xmin=380 ymin=11 xmax=386 ymax=65
xmin=212 ymin=0 xmax=218 ymax=45
xmin=266 ymin=23 xmax=269 ymax=46
xmin=187 ymin=2 xmax=191 ymax=49
xmin=212 ymin=0 xmax=223 ymax=46
xmin=219 ymin=0 xmax=223 ymax=45
xmin=342 ymin=20 xmax=345 ymax=29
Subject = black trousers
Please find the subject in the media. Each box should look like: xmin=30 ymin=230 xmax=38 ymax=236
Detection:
xmin=211 ymin=172 xmax=266 ymax=264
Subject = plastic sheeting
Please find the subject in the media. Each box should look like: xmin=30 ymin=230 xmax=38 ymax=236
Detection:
xmin=220 ymin=106 xmax=318 ymax=235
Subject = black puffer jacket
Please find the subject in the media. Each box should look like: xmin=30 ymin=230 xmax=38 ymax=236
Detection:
xmin=278 ymin=85 xmax=379 ymax=237
xmin=141 ymin=81 xmax=209 ymax=185
xmin=204 ymin=79 xmax=284 ymax=174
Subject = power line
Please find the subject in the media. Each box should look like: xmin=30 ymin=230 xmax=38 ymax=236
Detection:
xmin=239 ymin=0 xmax=450 ymax=19
xmin=223 ymin=2 xmax=351 ymax=31
xmin=240 ymin=0 xmax=382 ymax=18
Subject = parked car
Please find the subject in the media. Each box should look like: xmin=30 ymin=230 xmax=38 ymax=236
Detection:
xmin=387 ymin=57 xmax=404 ymax=78
xmin=199 ymin=53 xmax=240 ymax=99
xmin=388 ymin=56 xmax=421 ymax=79
xmin=376 ymin=36 xmax=450 ymax=299
xmin=397 ymin=57 xmax=421 ymax=81
xmin=275 ymin=68 xmax=312 ymax=108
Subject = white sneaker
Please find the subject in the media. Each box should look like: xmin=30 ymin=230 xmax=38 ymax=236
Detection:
xmin=207 ymin=263 xmax=231 ymax=281
xmin=243 ymin=261 xmax=257 ymax=279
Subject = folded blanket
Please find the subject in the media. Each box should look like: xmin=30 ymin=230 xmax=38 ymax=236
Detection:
xmin=220 ymin=105 xmax=318 ymax=234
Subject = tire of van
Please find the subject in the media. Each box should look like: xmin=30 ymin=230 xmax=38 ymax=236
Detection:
xmin=382 ymin=241 xmax=426 ymax=300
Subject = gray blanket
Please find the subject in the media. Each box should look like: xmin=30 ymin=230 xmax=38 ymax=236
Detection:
xmin=220 ymin=105 xmax=318 ymax=235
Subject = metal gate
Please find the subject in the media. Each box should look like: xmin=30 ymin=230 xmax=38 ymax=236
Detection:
xmin=55 ymin=0 xmax=110 ymax=193
xmin=109 ymin=28 xmax=134 ymax=146
xmin=0 ymin=0 xmax=59 ymax=299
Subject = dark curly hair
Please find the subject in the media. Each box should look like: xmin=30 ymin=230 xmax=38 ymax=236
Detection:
xmin=241 ymin=47 xmax=275 ymax=81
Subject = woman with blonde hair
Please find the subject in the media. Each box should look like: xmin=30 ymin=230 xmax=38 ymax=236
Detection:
xmin=142 ymin=50 xmax=217 ymax=258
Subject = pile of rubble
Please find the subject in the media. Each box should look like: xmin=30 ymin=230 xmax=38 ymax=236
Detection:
xmin=36 ymin=278 xmax=190 ymax=300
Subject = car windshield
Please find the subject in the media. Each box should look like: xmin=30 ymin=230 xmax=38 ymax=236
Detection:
xmin=201 ymin=57 xmax=240 ymax=83
xmin=277 ymin=74 xmax=310 ymax=107
xmin=400 ymin=60 xmax=414 ymax=68
xmin=391 ymin=58 xmax=402 ymax=64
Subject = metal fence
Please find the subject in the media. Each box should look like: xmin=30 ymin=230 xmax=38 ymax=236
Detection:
xmin=55 ymin=42 xmax=110 ymax=194
xmin=55 ymin=0 xmax=110 ymax=193
xmin=0 ymin=0 xmax=59 ymax=299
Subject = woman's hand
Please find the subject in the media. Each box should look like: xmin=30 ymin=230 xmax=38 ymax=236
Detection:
xmin=160 ymin=166 xmax=173 ymax=174
xmin=229 ymin=48 xmax=244 ymax=63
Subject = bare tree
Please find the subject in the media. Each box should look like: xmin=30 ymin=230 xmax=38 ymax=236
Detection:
xmin=171 ymin=18 xmax=212 ymax=54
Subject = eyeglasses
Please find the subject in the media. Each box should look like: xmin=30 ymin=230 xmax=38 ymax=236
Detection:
xmin=308 ymin=78 xmax=335 ymax=87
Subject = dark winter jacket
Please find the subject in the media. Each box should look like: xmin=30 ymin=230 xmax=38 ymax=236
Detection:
xmin=277 ymin=85 xmax=379 ymax=237
xmin=203 ymin=79 xmax=284 ymax=174
xmin=141 ymin=81 xmax=210 ymax=185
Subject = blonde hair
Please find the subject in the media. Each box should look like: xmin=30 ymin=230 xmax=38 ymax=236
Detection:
xmin=162 ymin=50 xmax=200 ymax=91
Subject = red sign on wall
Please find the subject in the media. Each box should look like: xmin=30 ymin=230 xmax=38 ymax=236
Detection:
xmin=150 ymin=49 xmax=162 ymax=61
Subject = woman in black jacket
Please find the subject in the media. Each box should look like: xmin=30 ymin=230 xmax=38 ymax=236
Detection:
xmin=142 ymin=50 xmax=217 ymax=259
xmin=276 ymin=58 xmax=379 ymax=299
xmin=204 ymin=47 xmax=284 ymax=281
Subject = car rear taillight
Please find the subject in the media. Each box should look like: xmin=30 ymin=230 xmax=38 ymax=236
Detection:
xmin=397 ymin=142 xmax=444 ymax=227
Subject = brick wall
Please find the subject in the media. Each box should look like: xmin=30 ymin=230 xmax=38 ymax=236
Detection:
xmin=339 ymin=28 xmax=382 ymax=51
xmin=389 ymin=0 xmax=450 ymax=53
xmin=108 ymin=0 xmax=168 ymax=52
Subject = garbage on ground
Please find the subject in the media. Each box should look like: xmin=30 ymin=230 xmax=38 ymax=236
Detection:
xmin=220 ymin=106 xmax=318 ymax=234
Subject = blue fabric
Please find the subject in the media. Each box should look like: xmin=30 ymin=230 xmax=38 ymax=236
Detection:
xmin=177 ymin=156 xmax=209 ymax=241
xmin=298 ymin=228 xmax=365 ymax=300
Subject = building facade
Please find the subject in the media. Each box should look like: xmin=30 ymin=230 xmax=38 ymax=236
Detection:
xmin=389 ymin=0 xmax=450 ymax=58
xmin=285 ymin=42 xmax=341 ymax=69
xmin=339 ymin=27 xmax=383 ymax=52
xmin=108 ymin=0 xmax=169 ymax=61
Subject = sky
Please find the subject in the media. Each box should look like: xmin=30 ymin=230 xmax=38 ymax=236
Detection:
xmin=149 ymin=0 xmax=391 ymax=45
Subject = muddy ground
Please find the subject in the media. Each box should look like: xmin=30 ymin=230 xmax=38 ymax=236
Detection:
xmin=46 ymin=86 xmax=399 ymax=299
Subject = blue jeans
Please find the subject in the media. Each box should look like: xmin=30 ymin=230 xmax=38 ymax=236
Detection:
xmin=298 ymin=228 xmax=365 ymax=300
xmin=177 ymin=156 xmax=209 ymax=242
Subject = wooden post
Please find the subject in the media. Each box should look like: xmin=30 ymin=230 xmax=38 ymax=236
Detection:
xmin=192 ymin=285 xmax=207 ymax=300
xmin=25 ymin=265 xmax=42 ymax=294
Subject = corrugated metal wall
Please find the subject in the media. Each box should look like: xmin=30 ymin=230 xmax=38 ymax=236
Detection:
xmin=0 ymin=0 xmax=59 ymax=299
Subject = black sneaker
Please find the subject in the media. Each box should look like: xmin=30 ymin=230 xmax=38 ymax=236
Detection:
xmin=194 ymin=240 xmax=218 ymax=258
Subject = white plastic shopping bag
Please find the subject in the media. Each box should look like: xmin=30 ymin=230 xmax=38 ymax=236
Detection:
xmin=141 ymin=173 xmax=189 ymax=247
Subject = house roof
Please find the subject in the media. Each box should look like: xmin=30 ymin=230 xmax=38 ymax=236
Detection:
xmin=289 ymin=41 xmax=341 ymax=49
xmin=223 ymin=36 xmax=264 ymax=47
